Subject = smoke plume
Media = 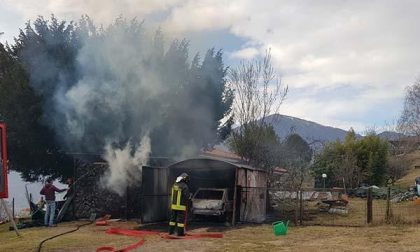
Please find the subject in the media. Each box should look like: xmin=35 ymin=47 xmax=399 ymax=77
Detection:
xmin=102 ymin=135 xmax=151 ymax=195
xmin=16 ymin=16 xmax=232 ymax=193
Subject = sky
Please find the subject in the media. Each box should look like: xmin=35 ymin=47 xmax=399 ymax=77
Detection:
xmin=1 ymin=0 xmax=420 ymax=133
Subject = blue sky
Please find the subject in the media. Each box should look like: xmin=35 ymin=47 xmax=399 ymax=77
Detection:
xmin=1 ymin=0 xmax=419 ymax=133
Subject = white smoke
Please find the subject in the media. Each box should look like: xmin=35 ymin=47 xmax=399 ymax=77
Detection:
xmin=102 ymin=134 xmax=151 ymax=196
xmin=17 ymin=17 xmax=229 ymax=193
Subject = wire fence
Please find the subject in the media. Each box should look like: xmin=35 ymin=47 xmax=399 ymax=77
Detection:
xmin=266 ymin=187 xmax=420 ymax=227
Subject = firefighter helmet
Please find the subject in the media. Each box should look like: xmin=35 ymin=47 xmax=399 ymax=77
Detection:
xmin=176 ymin=173 xmax=189 ymax=183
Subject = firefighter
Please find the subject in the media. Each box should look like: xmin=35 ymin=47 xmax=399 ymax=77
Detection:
xmin=169 ymin=173 xmax=190 ymax=236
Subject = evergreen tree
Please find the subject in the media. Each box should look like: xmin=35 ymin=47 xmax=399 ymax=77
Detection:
xmin=4 ymin=15 xmax=234 ymax=179
xmin=0 ymin=42 xmax=71 ymax=180
xmin=311 ymin=130 xmax=389 ymax=187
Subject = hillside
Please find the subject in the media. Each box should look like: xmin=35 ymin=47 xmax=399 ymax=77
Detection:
xmin=395 ymin=150 xmax=420 ymax=188
xmin=231 ymin=114 xmax=402 ymax=148
xmin=265 ymin=114 xmax=352 ymax=143
xmin=378 ymin=131 xmax=405 ymax=141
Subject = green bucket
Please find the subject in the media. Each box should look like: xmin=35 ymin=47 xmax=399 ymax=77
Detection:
xmin=272 ymin=220 xmax=289 ymax=236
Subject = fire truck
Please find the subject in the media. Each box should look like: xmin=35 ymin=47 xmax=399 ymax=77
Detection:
xmin=0 ymin=122 xmax=8 ymax=199
xmin=0 ymin=122 xmax=19 ymax=236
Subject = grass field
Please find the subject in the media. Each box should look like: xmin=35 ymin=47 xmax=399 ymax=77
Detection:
xmin=2 ymin=154 xmax=419 ymax=252
xmin=1 ymin=220 xmax=420 ymax=252
xmin=0 ymin=221 xmax=140 ymax=252
xmin=303 ymin=197 xmax=420 ymax=226
xmin=2 ymin=198 xmax=418 ymax=252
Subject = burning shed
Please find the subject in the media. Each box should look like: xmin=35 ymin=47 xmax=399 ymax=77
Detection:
xmin=141 ymin=157 xmax=267 ymax=224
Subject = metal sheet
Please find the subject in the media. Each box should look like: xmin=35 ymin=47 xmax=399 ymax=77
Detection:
xmin=0 ymin=123 xmax=8 ymax=198
xmin=169 ymin=158 xmax=237 ymax=197
xmin=141 ymin=158 xmax=268 ymax=224
xmin=237 ymin=168 xmax=267 ymax=223
xmin=141 ymin=166 xmax=169 ymax=223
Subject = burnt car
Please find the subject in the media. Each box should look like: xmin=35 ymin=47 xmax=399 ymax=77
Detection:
xmin=191 ymin=188 xmax=233 ymax=220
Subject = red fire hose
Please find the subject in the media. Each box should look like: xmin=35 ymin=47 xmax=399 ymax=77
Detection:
xmin=96 ymin=227 xmax=223 ymax=252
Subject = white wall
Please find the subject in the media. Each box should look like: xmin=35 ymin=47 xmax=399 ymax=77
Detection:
xmin=6 ymin=171 xmax=66 ymax=213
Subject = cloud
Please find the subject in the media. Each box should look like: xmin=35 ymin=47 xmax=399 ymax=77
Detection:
xmin=2 ymin=0 xmax=420 ymax=130
xmin=229 ymin=47 xmax=260 ymax=59
xmin=280 ymin=84 xmax=403 ymax=132
xmin=163 ymin=0 xmax=420 ymax=130
xmin=6 ymin=0 xmax=181 ymax=22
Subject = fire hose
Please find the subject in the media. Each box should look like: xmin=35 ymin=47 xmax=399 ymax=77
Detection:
xmin=96 ymin=228 xmax=223 ymax=252
xmin=36 ymin=221 xmax=93 ymax=252
xmin=36 ymin=171 xmax=94 ymax=252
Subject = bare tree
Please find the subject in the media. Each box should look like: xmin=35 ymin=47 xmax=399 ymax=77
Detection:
xmin=229 ymin=49 xmax=288 ymax=127
xmin=228 ymin=49 xmax=288 ymax=168
xmin=377 ymin=122 xmax=410 ymax=184
xmin=387 ymin=155 xmax=410 ymax=185
xmin=398 ymin=78 xmax=420 ymax=136
xmin=336 ymin=152 xmax=359 ymax=188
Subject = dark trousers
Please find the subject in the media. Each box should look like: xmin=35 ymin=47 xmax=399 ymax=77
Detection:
xmin=169 ymin=210 xmax=186 ymax=236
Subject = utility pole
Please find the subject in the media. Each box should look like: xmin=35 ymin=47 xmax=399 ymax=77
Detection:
xmin=322 ymin=173 xmax=327 ymax=192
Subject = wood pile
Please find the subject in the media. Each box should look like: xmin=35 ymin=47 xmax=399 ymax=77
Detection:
xmin=73 ymin=160 xmax=127 ymax=219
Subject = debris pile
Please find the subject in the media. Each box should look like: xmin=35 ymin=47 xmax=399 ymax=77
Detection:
xmin=391 ymin=191 xmax=419 ymax=203
xmin=348 ymin=185 xmax=420 ymax=203
xmin=327 ymin=207 xmax=348 ymax=215
xmin=348 ymin=186 xmax=406 ymax=199
xmin=269 ymin=189 xmax=349 ymax=216
xmin=269 ymin=190 xmax=333 ymax=202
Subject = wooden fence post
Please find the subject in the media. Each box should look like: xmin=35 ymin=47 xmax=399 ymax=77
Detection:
xmin=385 ymin=186 xmax=391 ymax=223
xmin=12 ymin=197 xmax=14 ymax=219
xmin=367 ymin=187 xmax=373 ymax=224
xmin=299 ymin=190 xmax=303 ymax=225
xmin=294 ymin=191 xmax=298 ymax=225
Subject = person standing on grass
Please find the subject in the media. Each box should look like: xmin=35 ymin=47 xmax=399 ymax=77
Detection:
xmin=168 ymin=173 xmax=190 ymax=236
xmin=40 ymin=178 xmax=67 ymax=227
xmin=416 ymin=177 xmax=420 ymax=196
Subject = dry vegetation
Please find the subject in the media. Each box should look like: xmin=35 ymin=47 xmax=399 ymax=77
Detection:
xmin=395 ymin=168 xmax=420 ymax=189
xmin=396 ymin=150 xmax=420 ymax=189
xmin=1 ymin=219 xmax=420 ymax=252
xmin=303 ymin=198 xmax=420 ymax=226
xmin=0 ymin=221 xmax=140 ymax=252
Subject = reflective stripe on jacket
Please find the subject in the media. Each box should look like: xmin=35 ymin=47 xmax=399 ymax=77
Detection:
xmin=170 ymin=181 xmax=189 ymax=211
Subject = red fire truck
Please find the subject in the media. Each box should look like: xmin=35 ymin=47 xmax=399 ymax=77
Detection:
xmin=0 ymin=122 xmax=8 ymax=199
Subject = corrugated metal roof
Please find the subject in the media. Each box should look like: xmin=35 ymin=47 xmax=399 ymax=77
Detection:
xmin=169 ymin=157 xmax=266 ymax=172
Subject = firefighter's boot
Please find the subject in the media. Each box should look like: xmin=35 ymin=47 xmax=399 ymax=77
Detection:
xmin=176 ymin=225 xmax=185 ymax=236
xmin=169 ymin=221 xmax=176 ymax=235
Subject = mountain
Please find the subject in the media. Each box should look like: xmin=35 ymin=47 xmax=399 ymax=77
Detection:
xmin=264 ymin=114 xmax=353 ymax=143
xmin=378 ymin=131 xmax=405 ymax=141
xmin=228 ymin=114 xmax=403 ymax=150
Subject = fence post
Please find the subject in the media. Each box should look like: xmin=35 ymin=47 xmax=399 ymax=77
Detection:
xmin=299 ymin=190 xmax=303 ymax=225
xmin=385 ymin=186 xmax=391 ymax=223
xmin=367 ymin=187 xmax=373 ymax=224
xmin=294 ymin=191 xmax=298 ymax=225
